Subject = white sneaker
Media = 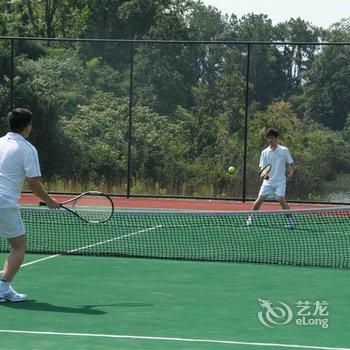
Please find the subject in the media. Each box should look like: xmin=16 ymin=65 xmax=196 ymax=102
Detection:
xmin=284 ymin=219 xmax=295 ymax=230
xmin=0 ymin=286 xmax=27 ymax=302
xmin=246 ymin=215 xmax=254 ymax=226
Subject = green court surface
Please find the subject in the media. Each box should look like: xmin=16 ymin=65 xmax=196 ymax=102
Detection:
xmin=0 ymin=253 xmax=350 ymax=350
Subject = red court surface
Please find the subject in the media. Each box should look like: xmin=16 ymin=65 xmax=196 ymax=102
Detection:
xmin=20 ymin=193 xmax=335 ymax=212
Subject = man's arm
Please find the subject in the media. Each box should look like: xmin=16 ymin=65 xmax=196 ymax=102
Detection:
xmin=286 ymin=163 xmax=294 ymax=182
xmin=259 ymin=150 xmax=265 ymax=169
xmin=26 ymin=177 xmax=59 ymax=209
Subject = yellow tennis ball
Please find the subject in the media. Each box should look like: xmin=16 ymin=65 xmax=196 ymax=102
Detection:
xmin=228 ymin=166 xmax=235 ymax=174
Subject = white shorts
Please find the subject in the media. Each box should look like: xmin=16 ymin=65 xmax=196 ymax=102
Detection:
xmin=259 ymin=182 xmax=286 ymax=199
xmin=0 ymin=207 xmax=25 ymax=239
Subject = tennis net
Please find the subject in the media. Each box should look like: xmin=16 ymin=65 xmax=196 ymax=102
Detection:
xmin=0 ymin=206 xmax=349 ymax=268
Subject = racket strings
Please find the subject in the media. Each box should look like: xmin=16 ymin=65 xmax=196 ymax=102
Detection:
xmin=72 ymin=194 xmax=113 ymax=223
xmin=260 ymin=164 xmax=271 ymax=179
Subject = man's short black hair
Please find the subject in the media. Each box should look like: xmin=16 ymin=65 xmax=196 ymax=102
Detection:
xmin=266 ymin=128 xmax=278 ymax=138
xmin=7 ymin=108 xmax=32 ymax=132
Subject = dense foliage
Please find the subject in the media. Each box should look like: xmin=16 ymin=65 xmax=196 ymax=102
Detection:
xmin=0 ymin=1 xmax=349 ymax=201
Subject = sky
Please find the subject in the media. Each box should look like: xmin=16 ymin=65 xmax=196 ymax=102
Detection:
xmin=200 ymin=0 xmax=350 ymax=28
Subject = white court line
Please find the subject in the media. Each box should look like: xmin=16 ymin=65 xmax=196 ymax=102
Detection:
xmin=66 ymin=225 xmax=163 ymax=253
xmin=0 ymin=330 xmax=348 ymax=350
xmin=0 ymin=225 xmax=163 ymax=273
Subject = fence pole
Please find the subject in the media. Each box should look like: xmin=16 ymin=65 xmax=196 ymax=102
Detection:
xmin=242 ymin=43 xmax=251 ymax=203
xmin=126 ymin=42 xmax=135 ymax=198
xmin=10 ymin=38 xmax=14 ymax=110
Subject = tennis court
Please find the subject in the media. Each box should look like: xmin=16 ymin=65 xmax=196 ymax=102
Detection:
xmin=0 ymin=197 xmax=349 ymax=350
xmin=1 ymin=2 xmax=350 ymax=348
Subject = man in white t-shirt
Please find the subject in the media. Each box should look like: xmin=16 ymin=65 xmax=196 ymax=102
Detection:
xmin=247 ymin=128 xmax=294 ymax=227
xmin=0 ymin=108 xmax=59 ymax=302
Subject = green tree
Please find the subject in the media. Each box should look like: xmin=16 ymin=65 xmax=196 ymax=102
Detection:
xmin=0 ymin=0 xmax=89 ymax=38
xmin=276 ymin=18 xmax=323 ymax=90
xmin=187 ymin=1 xmax=228 ymax=40
xmin=9 ymin=46 xmax=128 ymax=181
xmin=298 ymin=44 xmax=350 ymax=130
xmin=59 ymin=94 xmax=129 ymax=188
xmin=222 ymin=14 xmax=290 ymax=108
xmin=326 ymin=18 xmax=350 ymax=42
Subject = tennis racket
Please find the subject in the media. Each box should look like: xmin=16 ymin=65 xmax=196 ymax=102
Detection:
xmin=259 ymin=164 xmax=271 ymax=180
xmin=40 ymin=191 xmax=114 ymax=224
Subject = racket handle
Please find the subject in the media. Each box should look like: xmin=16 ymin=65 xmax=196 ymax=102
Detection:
xmin=88 ymin=191 xmax=102 ymax=195
xmin=39 ymin=201 xmax=63 ymax=209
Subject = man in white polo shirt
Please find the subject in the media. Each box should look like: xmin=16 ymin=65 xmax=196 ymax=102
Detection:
xmin=247 ymin=128 xmax=294 ymax=228
xmin=0 ymin=108 xmax=59 ymax=302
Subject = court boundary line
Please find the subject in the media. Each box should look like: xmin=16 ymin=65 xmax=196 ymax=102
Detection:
xmin=0 ymin=330 xmax=348 ymax=350
xmin=0 ymin=225 xmax=163 ymax=274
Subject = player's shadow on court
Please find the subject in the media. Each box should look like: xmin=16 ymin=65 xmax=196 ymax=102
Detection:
xmin=0 ymin=300 xmax=153 ymax=314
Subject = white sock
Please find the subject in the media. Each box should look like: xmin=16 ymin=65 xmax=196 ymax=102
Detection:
xmin=0 ymin=279 xmax=10 ymax=292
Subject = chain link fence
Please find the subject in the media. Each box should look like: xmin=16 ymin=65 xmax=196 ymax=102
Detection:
xmin=1 ymin=37 xmax=350 ymax=204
